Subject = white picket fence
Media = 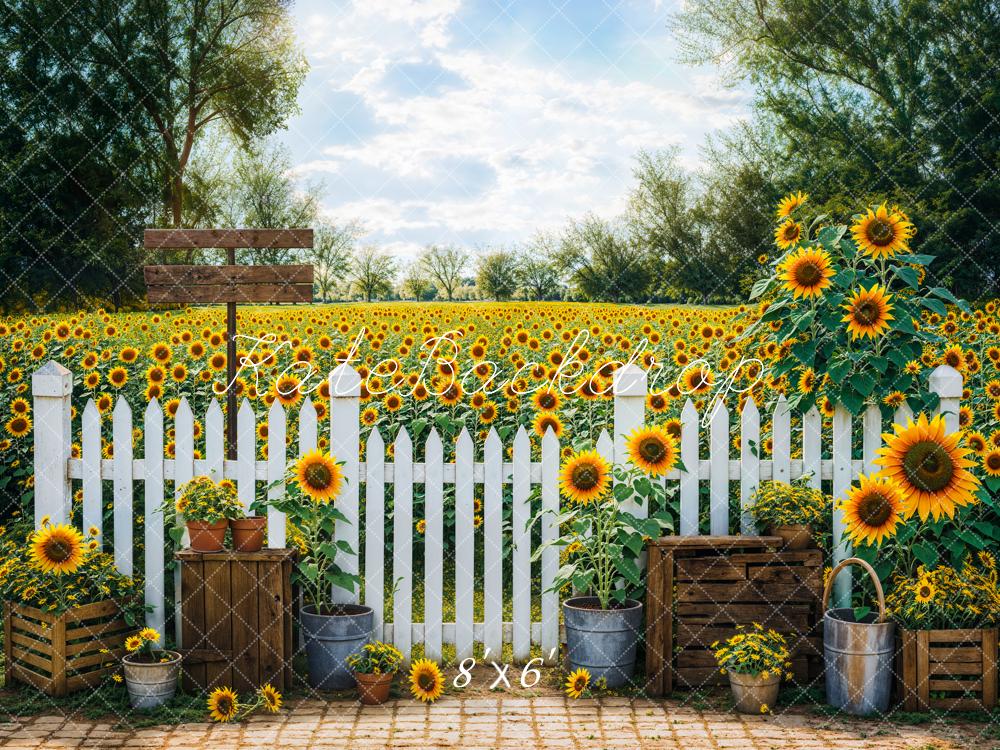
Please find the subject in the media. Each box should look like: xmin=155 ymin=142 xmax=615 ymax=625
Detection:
xmin=30 ymin=360 xmax=963 ymax=664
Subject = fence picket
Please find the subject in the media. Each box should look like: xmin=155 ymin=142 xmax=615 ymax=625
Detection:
xmin=739 ymin=398 xmax=760 ymax=535
xmin=613 ymin=364 xmax=647 ymax=516
xmin=237 ymin=399 xmax=255 ymax=510
xmin=393 ymin=427 xmax=413 ymax=661
xmin=709 ymin=399 xmax=729 ymax=536
xmin=802 ymin=406 xmax=822 ymax=490
xmin=772 ymin=395 xmax=791 ymax=485
xmin=832 ymin=404 xmax=853 ymax=607
xmin=173 ymin=398 xmax=194 ymax=647
xmin=454 ymin=428 xmax=475 ymax=662
xmin=112 ymin=397 xmax=133 ymax=577
xmin=679 ymin=400 xmax=698 ymax=535
xmin=930 ymin=365 xmax=963 ymax=432
xmin=205 ymin=399 xmax=224 ymax=481
xmin=862 ymin=403 xmax=881 ymax=475
xmin=266 ymin=401 xmax=287 ymax=548
xmin=512 ymin=426 xmax=531 ymax=663
xmin=423 ymin=429 xmax=444 ymax=662
xmin=483 ymin=428 xmax=504 ymax=658
xmin=365 ymin=429 xmax=385 ymax=641
xmin=144 ymin=399 xmax=165 ymax=638
xmin=299 ymin=396 xmax=317 ymax=454
xmin=540 ymin=428 xmax=560 ymax=664
xmin=82 ymin=399 xmax=102 ymax=544
xmin=330 ymin=364 xmax=361 ymax=604
xmin=596 ymin=430 xmax=614 ymax=464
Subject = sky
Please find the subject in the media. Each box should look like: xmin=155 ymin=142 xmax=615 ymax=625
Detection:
xmin=282 ymin=0 xmax=749 ymax=260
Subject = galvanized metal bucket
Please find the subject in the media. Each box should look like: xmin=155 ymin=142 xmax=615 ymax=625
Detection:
xmin=301 ymin=604 xmax=374 ymax=690
xmin=822 ymin=558 xmax=895 ymax=716
xmin=123 ymin=651 xmax=181 ymax=709
xmin=563 ymin=597 xmax=643 ymax=688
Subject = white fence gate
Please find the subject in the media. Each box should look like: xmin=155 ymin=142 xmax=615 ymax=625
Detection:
xmin=30 ymin=360 xmax=963 ymax=663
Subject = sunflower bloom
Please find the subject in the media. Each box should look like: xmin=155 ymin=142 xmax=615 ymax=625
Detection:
xmin=559 ymin=450 xmax=611 ymax=505
xmin=840 ymin=474 xmax=904 ymax=546
xmin=774 ymin=218 xmax=804 ymax=250
xmin=625 ymin=426 xmax=678 ymax=476
xmin=875 ymin=414 xmax=980 ymax=521
xmin=778 ymin=247 xmax=834 ymax=299
xmin=842 ymin=284 xmax=895 ymax=339
xmin=207 ymin=686 xmax=240 ymax=722
xmin=851 ymin=203 xmax=914 ymax=259
xmin=295 ymin=450 xmax=344 ymax=503
xmin=565 ymin=667 xmax=590 ymax=699
xmin=408 ymin=659 xmax=444 ymax=702
xmin=776 ymin=191 xmax=808 ymax=218
xmin=30 ymin=524 xmax=86 ymax=575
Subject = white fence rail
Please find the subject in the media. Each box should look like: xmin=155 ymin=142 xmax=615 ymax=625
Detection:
xmin=31 ymin=360 xmax=963 ymax=663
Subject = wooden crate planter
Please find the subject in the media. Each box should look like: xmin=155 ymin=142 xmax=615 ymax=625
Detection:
xmin=644 ymin=536 xmax=824 ymax=695
xmin=178 ymin=548 xmax=295 ymax=693
xmin=3 ymin=599 xmax=134 ymax=697
xmin=897 ymin=628 xmax=998 ymax=711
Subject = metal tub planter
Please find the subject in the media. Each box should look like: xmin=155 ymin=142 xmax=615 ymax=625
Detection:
xmin=822 ymin=558 xmax=895 ymax=716
xmin=301 ymin=604 xmax=374 ymax=690
xmin=563 ymin=597 xmax=643 ymax=688
xmin=122 ymin=651 xmax=182 ymax=709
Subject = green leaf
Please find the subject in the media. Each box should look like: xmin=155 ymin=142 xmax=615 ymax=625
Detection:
xmin=913 ymin=542 xmax=938 ymax=567
xmin=836 ymin=387 xmax=864 ymax=415
xmin=828 ymin=358 xmax=852 ymax=383
xmin=853 ymin=606 xmax=872 ymax=622
xmin=850 ymin=371 xmax=876 ymax=397
xmin=921 ymin=297 xmax=947 ymax=316
xmin=616 ymin=556 xmax=642 ymax=585
xmin=896 ymin=253 xmax=936 ymax=266
xmin=750 ymin=277 xmax=773 ymax=300
xmin=817 ymin=225 xmax=846 ymax=249
xmin=894 ymin=265 xmax=920 ymax=290
xmin=791 ymin=340 xmax=817 ymax=368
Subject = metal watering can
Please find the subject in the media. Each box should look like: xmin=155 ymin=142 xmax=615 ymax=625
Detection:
xmin=822 ymin=557 xmax=895 ymax=715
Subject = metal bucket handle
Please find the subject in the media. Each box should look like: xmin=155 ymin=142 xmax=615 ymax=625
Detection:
xmin=821 ymin=557 xmax=887 ymax=623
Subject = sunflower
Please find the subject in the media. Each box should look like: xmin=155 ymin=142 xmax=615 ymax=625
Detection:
xmin=532 ymin=387 xmax=561 ymax=412
xmin=913 ymin=579 xmax=936 ymax=604
xmin=842 ymin=284 xmax=894 ymax=339
xmin=408 ymin=658 xmax=444 ymax=702
xmin=625 ymin=426 xmax=678 ymax=476
xmin=532 ymin=411 xmax=563 ymax=438
xmin=776 ymin=191 xmax=808 ymax=218
xmin=774 ymin=218 xmax=804 ymax=249
xmin=5 ymin=414 xmax=31 ymax=438
xmin=30 ymin=523 xmax=86 ymax=575
xmin=259 ymin=683 xmax=282 ymax=713
xmin=983 ymin=448 xmax=1000 ymax=478
xmin=295 ymin=450 xmax=343 ymax=503
xmin=850 ymin=203 xmax=914 ymax=259
xmin=778 ymin=247 xmax=834 ymax=299
xmin=840 ymin=475 xmax=904 ymax=546
xmin=875 ymin=414 xmax=980 ymax=521
xmin=207 ymin=686 xmax=240 ymax=722
xmin=559 ymin=450 xmax=611 ymax=504
xmin=125 ymin=635 xmax=143 ymax=652
xmin=565 ymin=667 xmax=590 ymax=699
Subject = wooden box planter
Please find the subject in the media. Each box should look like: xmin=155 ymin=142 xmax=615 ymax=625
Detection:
xmin=897 ymin=628 xmax=998 ymax=711
xmin=644 ymin=536 xmax=824 ymax=695
xmin=3 ymin=599 xmax=134 ymax=697
xmin=177 ymin=548 xmax=295 ymax=693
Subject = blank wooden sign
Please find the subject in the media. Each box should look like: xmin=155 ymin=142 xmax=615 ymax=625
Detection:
xmin=143 ymin=228 xmax=314 ymax=250
xmin=143 ymin=264 xmax=314 ymax=304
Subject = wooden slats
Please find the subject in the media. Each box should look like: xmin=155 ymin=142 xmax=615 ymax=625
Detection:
xmin=144 ymin=228 xmax=313 ymax=249
xmin=144 ymin=265 xmax=313 ymax=304
xmin=899 ymin=627 xmax=998 ymax=711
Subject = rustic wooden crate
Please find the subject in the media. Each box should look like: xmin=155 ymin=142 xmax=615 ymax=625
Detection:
xmin=644 ymin=535 xmax=824 ymax=695
xmin=897 ymin=628 xmax=998 ymax=711
xmin=177 ymin=548 xmax=295 ymax=693
xmin=3 ymin=599 xmax=134 ymax=697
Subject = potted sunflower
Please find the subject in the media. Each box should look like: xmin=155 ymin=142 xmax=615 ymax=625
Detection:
xmin=749 ymin=477 xmax=825 ymax=549
xmin=347 ymin=641 xmax=404 ymax=704
xmin=532 ymin=427 xmax=674 ymax=688
xmin=712 ymin=624 xmax=791 ymax=714
xmin=267 ymin=449 xmax=367 ymax=690
xmin=122 ymin=627 xmax=181 ymax=709
xmin=170 ymin=476 xmax=244 ymax=552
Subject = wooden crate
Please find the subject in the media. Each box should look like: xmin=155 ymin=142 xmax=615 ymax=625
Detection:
xmin=644 ymin=535 xmax=824 ymax=695
xmin=897 ymin=628 xmax=998 ymax=711
xmin=3 ymin=599 xmax=134 ymax=697
xmin=177 ymin=548 xmax=295 ymax=693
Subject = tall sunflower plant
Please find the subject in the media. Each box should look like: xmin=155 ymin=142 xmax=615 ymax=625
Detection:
xmin=747 ymin=196 xmax=971 ymax=419
xmin=265 ymin=449 xmax=360 ymax=613
xmin=528 ymin=426 xmax=678 ymax=609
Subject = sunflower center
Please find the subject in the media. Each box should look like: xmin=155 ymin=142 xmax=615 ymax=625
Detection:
xmin=902 ymin=440 xmax=955 ymax=492
xmin=867 ymin=218 xmax=894 ymax=246
xmin=571 ymin=463 xmax=600 ymax=490
xmin=795 ymin=261 xmax=822 ymax=287
xmin=783 ymin=225 xmax=800 ymax=241
xmin=44 ymin=537 xmax=73 ymax=563
xmin=418 ymin=672 xmax=435 ymax=690
xmin=304 ymin=462 xmax=333 ymax=490
xmin=539 ymin=393 xmax=556 ymax=409
xmin=987 ymin=454 xmax=1000 ymax=471
xmin=853 ymin=301 xmax=879 ymax=325
xmin=638 ymin=437 xmax=666 ymax=464
xmin=858 ymin=492 xmax=893 ymax=526
xmin=917 ymin=584 xmax=932 ymax=599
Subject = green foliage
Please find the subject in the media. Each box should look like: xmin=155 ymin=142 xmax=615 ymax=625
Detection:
xmin=170 ymin=476 xmax=244 ymax=523
xmin=476 ymin=250 xmax=521 ymax=302
xmin=749 ymin=478 xmax=826 ymax=528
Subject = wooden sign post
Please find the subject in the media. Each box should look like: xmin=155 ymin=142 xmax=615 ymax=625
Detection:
xmin=143 ymin=229 xmax=314 ymax=458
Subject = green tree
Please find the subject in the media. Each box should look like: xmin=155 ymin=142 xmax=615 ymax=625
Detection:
xmin=400 ymin=263 xmax=437 ymax=301
xmin=475 ymin=250 xmax=521 ymax=301
xmin=350 ymin=246 xmax=397 ymax=302
xmin=419 ymin=244 xmax=468 ymax=301
xmin=556 ymin=215 xmax=651 ymax=302
xmin=310 ymin=221 xmax=362 ymax=301
xmin=518 ymin=237 xmax=563 ymax=301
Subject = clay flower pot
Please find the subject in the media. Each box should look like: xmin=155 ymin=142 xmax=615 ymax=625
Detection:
xmin=767 ymin=524 xmax=813 ymax=550
xmin=354 ymin=670 xmax=394 ymax=705
xmin=728 ymin=670 xmax=781 ymax=714
xmin=231 ymin=516 xmax=266 ymax=552
xmin=186 ymin=519 xmax=228 ymax=552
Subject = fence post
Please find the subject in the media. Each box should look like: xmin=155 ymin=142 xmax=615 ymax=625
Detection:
xmin=613 ymin=364 xmax=647 ymax=516
xmin=929 ymin=365 xmax=963 ymax=433
xmin=330 ymin=363 xmax=361 ymax=605
xmin=32 ymin=361 xmax=73 ymax=528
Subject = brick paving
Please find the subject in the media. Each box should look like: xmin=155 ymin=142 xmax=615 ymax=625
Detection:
xmin=0 ymin=697 xmax=990 ymax=749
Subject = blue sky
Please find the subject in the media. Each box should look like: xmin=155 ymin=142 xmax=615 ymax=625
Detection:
xmin=282 ymin=0 xmax=748 ymax=258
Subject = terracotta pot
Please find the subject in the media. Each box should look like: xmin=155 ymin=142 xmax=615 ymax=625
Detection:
xmin=728 ymin=670 xmax=781 ymax=714
xmin=354 ymin=670 xmax=394 ymax=705
xmin=231 ymin=516 xmax=266 ymax=552
xmin=186 ymin=519 xmax=228 ymax=552
xmin=767 ymin=524 xmax=813 ymax=550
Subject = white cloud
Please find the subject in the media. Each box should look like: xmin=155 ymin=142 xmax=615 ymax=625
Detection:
xmin=285 ymin=0 xmax=748 ymax=249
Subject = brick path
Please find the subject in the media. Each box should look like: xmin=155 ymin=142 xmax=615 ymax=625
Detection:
xmin=0 ymin=697 xmax=989 ymax=749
